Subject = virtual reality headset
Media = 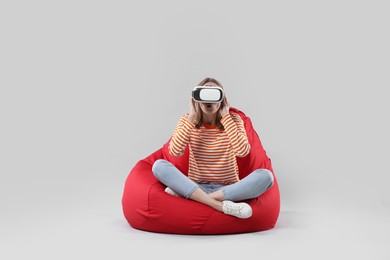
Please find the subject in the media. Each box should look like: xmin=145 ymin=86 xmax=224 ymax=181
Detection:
xmin=192 ymin=86 xmax=224 ymax=103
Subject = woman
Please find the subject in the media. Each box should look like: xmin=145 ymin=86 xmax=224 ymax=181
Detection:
xmin=152 ymin=77 xmax=274 ymax=219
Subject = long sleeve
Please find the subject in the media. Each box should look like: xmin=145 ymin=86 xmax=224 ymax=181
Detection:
xmin=220 ymin=113 xmax=251 ymax=157
xmin=168 ymin=114 xmax=195 ymax=157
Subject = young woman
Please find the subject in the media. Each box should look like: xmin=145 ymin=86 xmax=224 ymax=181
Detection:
xmin=152 ymin=77 xmax=274 ymax=219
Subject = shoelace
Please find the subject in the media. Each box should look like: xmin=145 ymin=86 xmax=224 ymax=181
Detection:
xmin=224 ymin=203 xmax=242 ymax=215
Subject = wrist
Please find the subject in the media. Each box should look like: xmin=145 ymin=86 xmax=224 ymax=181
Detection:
xmin=188 ymin=114 xmax=196 ymax=125
xmin=221 ymin=112 xmax=229 ymax=118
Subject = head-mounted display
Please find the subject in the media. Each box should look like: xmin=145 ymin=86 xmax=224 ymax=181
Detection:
xmin=192 ymin=86 xmax=224 ymax=103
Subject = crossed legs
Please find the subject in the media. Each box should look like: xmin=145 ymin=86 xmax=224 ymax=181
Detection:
xmin=152 ymin=159 xmax=274 ymax=214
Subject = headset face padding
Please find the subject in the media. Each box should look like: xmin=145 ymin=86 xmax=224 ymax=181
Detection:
xmin=192 ymin=86 xmax=224 ymax=103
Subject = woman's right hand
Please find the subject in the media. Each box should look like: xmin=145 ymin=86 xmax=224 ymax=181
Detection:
xmin=188 ymin=97 xmax=198 ymax=124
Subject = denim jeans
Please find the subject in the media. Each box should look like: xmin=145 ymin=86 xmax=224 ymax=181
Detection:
xmin=152 ymin=159 xmax=274 ymax=201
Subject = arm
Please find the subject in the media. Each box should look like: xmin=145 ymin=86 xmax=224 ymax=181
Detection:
xmin=220 ymin=113 xmax=251 ymax=157
xmin=168 ymin=114 xmax=195 ymax=157
xmin=169 ymin=97 xmax=198 ymax=157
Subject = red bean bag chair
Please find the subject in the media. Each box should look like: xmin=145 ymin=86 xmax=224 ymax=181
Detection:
xmin=122 ymin=107 xmax=280 ymax=234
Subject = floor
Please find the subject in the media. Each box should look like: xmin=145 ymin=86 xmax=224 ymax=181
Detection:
xmin=2 ymin=196 xmax=389 ymax=260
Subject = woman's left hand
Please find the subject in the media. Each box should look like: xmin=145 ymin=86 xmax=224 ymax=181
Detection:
xmin=219 ymin=102 xmax=230 ymax=117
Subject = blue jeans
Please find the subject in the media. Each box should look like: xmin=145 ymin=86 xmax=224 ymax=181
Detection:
xmin=152 ymin=159 xmax=274 ymax=201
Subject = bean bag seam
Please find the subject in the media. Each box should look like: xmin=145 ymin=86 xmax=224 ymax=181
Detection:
xmin=144 ymin=180 xmax=161 ymax=226
xmin=200 ymin=209 xmax=218 ymax=233
xmin=147 ymin=181 xmax=160 ymax=214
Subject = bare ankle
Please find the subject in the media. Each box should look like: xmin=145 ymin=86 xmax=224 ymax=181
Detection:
xmin=208 ymin=190 xmax=225 ymax=201
xmin=213 ymin=200 xmax=223 ymax=212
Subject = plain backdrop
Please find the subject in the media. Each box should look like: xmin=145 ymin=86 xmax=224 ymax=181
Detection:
xmin=1 ymin=1 xmax=389 ymax=259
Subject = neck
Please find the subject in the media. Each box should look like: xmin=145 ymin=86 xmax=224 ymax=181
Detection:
xmin=202 ymin=113 xmax=217 ymax=125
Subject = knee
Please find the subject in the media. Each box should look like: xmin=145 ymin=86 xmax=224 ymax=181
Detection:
xmin=152 ymin=159 xmax=169 ymax=179
xmin=254 ymin=169 xmax=274 ymax=189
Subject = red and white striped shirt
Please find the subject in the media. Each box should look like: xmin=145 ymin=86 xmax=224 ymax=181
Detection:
xmin=168 ymin=113 xmax=250 ymax=184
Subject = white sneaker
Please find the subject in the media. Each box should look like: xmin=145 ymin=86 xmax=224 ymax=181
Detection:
xmin=165 ymin=187 xmax=180 ymax=197
xmin=222 ymin=200 xmax=252 ymax=219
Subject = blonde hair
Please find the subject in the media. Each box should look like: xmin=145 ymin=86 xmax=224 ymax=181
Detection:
xmin=193 ymin=77 xmax=229 ymax=130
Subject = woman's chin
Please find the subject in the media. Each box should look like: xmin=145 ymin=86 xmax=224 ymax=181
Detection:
xmin=202 ymin=109 xmax=217 ymax=115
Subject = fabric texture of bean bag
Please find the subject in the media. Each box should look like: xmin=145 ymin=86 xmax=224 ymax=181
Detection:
xmin=122 ymin=107 xmax=280 ymax=234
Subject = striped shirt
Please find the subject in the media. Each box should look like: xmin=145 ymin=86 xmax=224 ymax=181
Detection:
xmin=168 ymin=113 xmax=251 ymax=184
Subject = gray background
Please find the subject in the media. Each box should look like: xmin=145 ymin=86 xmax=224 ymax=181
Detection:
xmin=1 ymin=0 xmax=389 ymax=259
